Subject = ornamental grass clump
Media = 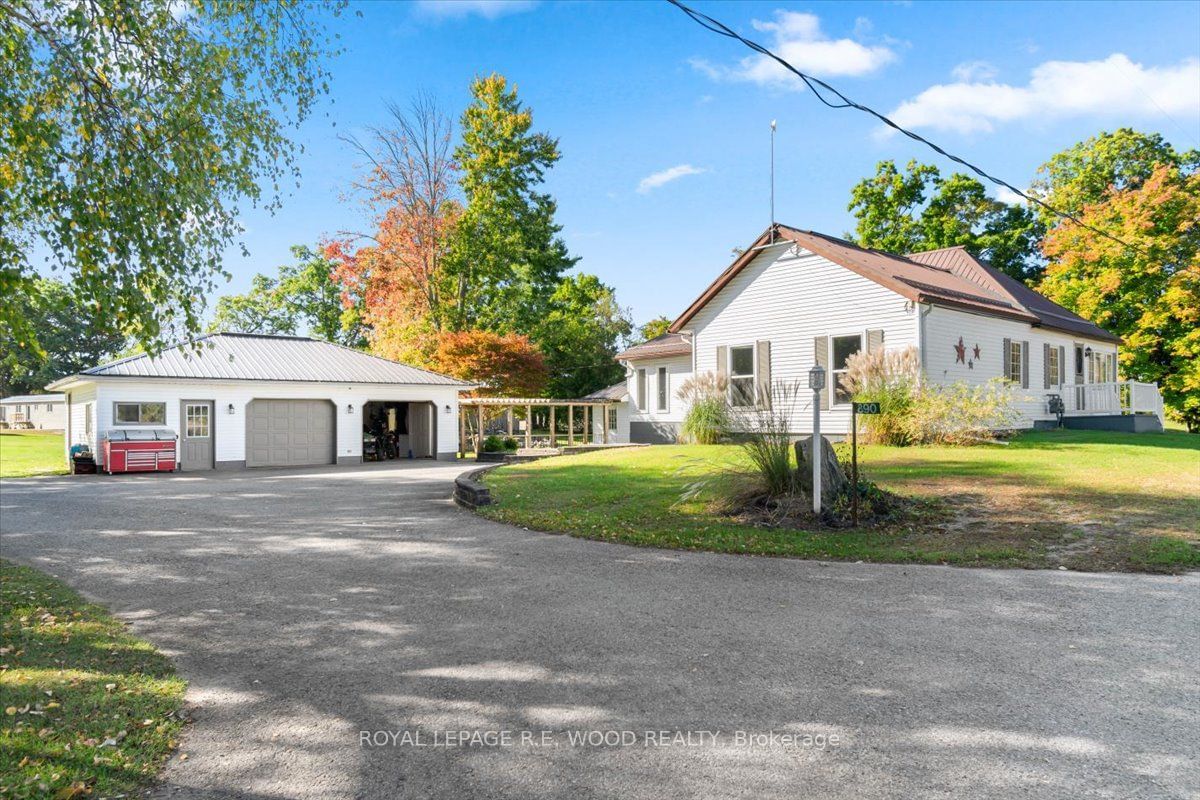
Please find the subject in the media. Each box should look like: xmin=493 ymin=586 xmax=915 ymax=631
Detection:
xmin=839 ymin=346 xmax=922 ymax=445
xmin=727 ymin=379 xmax=805 ymax=497
xmin=677 ymin=371 xmax=731 ymax=444
xmin=902 ymin=379 xmax=1022 ymax=445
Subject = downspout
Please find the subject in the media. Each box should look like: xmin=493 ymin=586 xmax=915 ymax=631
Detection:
xmin=917 ymin=302 xmax=932 ymax=382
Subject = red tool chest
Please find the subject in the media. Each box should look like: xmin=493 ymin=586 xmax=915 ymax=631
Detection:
xmin=102 ymin=429 xmax=177 ymax=474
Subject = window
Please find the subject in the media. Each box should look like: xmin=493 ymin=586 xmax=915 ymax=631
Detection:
xmin=1008 ymin=343 xmax=1023 ymax=383
xmin=636 ymin=369 xmax=647 ymax=409
xmin=1075 ymin=345 xmax=1084 ymax=378
xmin=1047 ymin=346 xmax=1060 ymax=387
xmin=608 ymin=408 xmax=617 ymax=431
xmin=114 ymin=402 xmax=166 ymax=425
xmin=729 ymin=345 xmax=756 ymax=407
xmin=185 ymin=404 xmax=210 ymax=438
xmin=831 ymin=334 xmax=862 ymax=405
xmin=45 ymin=403 xmax=53 ymax=412
xmin=657 ymin=367 xmax=668 ymax=411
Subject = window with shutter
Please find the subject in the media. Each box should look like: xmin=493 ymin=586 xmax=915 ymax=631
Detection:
xmin=729 ymin=346 xmax=756 ymax=407
xmin=831 ymin=334 xmax=863 ymax=405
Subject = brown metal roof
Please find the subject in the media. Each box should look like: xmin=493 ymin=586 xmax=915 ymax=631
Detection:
xmin=670 ymin=225 xmax=1118 ymax=343
xmin=905 ymin=246 xmax=1121 ymax=343
xmin=616 ymin=332 xmax=692 ymax=362
xmin=581 ymin=380 xmax=629 ymax=401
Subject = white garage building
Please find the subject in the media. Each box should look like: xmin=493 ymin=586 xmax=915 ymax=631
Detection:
xmin=47 ymin=333 xmax=469 ymax=471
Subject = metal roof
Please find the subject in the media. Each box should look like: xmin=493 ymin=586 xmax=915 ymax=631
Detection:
xmin=617 ymin=333 xmax=692 ymax=362
xmin=1 ymin=394 xmax=65 ymax=404
xmin=581 ymin=380 xmax=629 ymax=401
xmin=48 ymin=333 xmax=470 ymax=388
xmin=670 ymin=225 xmax=1120 ymax=344
xmin=906 ymin=246 xmax=1121 ymax=343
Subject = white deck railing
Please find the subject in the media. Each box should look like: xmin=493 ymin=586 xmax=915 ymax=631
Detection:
xmin=1057 ymin=381 xmax=1164 ymax=424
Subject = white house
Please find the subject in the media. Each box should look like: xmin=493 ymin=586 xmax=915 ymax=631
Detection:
xmin=46 ymin=333 xmax=469 ymax=470
xmin=0 ymin=394 xmax=67 ymax=430
xmin=615 ymin=225 xmax=1163 ymax=443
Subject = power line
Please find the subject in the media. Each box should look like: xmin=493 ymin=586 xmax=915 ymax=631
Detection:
xmin=666 ymin=0 xmax=1144 ymax=255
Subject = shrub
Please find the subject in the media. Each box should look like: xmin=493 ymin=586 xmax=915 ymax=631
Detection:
xmin=902 ymin=379 xmax=1022 ymax=445
xmin=502 ymin=436 xmax=519 ymax=451
xmin=677 ymin=371 xmax=731 ymax=444
xmin=840 ymin=346 xmax=921 ymax=445
xmin=481 ymin=435 xmax=506 ymax=452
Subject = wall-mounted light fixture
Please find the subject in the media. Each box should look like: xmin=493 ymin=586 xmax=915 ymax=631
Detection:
xmin=227 ymin=403 xmax=235 ymax=415
xmin=347 ymin=403 xmax=354 ymax=414
xmin=444 ymin=404 xmax=452 ymax=414
xmin=1084 ymin=346 xmax=1094 ymax=358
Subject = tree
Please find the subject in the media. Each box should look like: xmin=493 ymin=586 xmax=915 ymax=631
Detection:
xmin=328 ymin=96 xmax=461 ymax=361
xmin=636 ymin=316 xmax=674 ymax=343
xmin=849 ymin=160 xmax=1045 ymax=282
xmin=533 ymin=274 xmax=632 ymax=398
xmin=427 ymin=330 xmax=547 ymax=398
xmin=209 ymin=274 xmax=296 ymax=336
xmin=1 ymin=0 xmax=345 ymax=356
xmin=210 ymin=246 xmax=365 ymax=346
xmin=1040 ymin=164 xmax=1200 ymax=431
xmin=0 ymin=279 xmax=127 ymax=396
xmin=446 ymin=74 xmax=577 ymax=332
xmin=1031 ymin=128 xmax=1200 ymax=224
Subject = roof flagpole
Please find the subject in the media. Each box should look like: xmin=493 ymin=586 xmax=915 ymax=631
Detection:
xmin=769 ymin=119 xmax=777 ymax=243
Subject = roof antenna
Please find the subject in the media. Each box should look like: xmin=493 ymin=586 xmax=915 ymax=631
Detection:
xmin=769 ymin=120 xmax=777 ymax=243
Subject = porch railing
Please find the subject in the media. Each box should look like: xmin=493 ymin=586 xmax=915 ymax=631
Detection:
xmin=1057 ymin=381 xmax=1164 ymax=424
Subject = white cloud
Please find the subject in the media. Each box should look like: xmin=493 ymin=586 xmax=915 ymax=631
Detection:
xmin=636 ymin=164 xmax=707 ymax=194
xmin=951 ymin=60 xmax=997 ymax=82
xmin=887 ymin=53 xmax=1200 ymax=135
xmin=994 ymin=186 xmax=1027 ymax=206
xmin=413 ymin=1 xmax=536 ymax=20
xmin=690 ymin=10 xmax=896 ymax=90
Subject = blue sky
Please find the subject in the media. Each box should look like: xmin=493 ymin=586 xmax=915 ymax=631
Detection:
xmin=222 ymin=0 xmax=1200 ymax=329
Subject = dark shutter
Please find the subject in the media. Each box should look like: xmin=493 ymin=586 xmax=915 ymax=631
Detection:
xmin=866 ymin=329 xmax=885 ymax=353
xmin=715 ymin=346 xmax=728 ymax=382
xmin=814 ymin=335 xmax=830 ymax=410
xmin=756 ymin=340 xmax=771 ymax=409
xmin=1058 ymin=346 xmax=1066 ymax=385
xmin=1021 ymin=341 xmax=1030 ymax=389
xmin=1002 ymin=338 xmax=1012 ymax=381
xmin=1043 ymin=343 xmax=1051 ymax=389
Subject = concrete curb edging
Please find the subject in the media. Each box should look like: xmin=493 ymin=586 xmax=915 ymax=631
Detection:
xmin=454 ymin=466 xmax=499 ymax=508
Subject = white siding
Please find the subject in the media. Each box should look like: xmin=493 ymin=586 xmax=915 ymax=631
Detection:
xmin=77 ymin=379 xmax=461 ymax=465
xmin=64 ymin=387 xmax=97 ymax=464
xmin=626 ymin=356 xmax=692 ymax=425
xmin=686 ymin=243 xmax=918 ymax=434
xmin=591 ymin=399 xmax=631 ymax=443
xmin=923 ymin=305 xmax=1120 ymax=426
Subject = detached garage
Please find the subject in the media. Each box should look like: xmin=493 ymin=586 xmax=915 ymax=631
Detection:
xmin=48 ymin=332 xmax=469 ymax=471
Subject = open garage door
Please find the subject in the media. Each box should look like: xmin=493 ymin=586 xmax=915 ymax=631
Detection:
xmin=246 ymin=399 xmax=335 ymax=468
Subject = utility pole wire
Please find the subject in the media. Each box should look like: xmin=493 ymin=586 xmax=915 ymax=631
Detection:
xmin=666 ymin=0 xmax=1145 ymax=256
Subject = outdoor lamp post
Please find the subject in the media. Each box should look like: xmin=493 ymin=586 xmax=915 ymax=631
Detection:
xmin=808 ymin=364 xmax=826 ymax=515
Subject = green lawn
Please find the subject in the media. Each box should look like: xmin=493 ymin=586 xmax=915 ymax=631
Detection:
xmin=0 ymin=561 xmax=187 ymax=799
xmin=0 ymin=431 xmax=66 ymax=478
xmin=478 ymin=430 xmax=1200 ymax=572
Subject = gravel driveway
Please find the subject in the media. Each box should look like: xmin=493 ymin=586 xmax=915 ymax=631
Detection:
xmin=1 ymin=463 xmax=1196 ymax=799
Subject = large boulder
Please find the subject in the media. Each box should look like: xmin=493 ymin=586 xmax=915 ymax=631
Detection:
xmin=795 ymin=435 xmax=849 ymax=503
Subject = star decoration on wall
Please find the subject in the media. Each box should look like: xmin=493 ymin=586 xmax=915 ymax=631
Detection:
xmin=954 ymin=337 xmax=966 ymax=364
xmin=973 ymin=344 xmax=981 ymax=360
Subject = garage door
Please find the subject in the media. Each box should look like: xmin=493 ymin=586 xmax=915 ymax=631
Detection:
xmin=246 ymin=399 xmax=335 ymax=468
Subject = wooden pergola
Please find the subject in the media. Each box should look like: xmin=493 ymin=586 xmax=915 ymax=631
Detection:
xmin=458 ymin=397 xmax=619 ymax=456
